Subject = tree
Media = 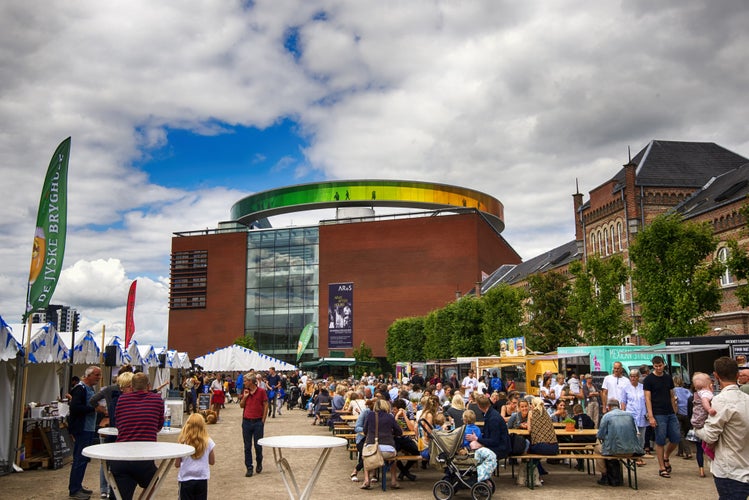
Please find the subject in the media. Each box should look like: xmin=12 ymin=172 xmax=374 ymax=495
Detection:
xmin=352 ymin=341 xmax=376 ymax=378
xmin=630 ymin=213 xmax=723 ymax=344
xmin=233 ymin=334 xmax=257 ymax=350
xmin=448 ymin=296 xmax=485 ymax=357
xmin=480 ymin=284 xmax=526 ymax=355
xmin=726 ymin=202 xmax=749 ymax=307
xmin=526 ymin=271 xmax=579 ymax=352
xmin=569 ymin=255 xmax=631 ymax=345
xmin=386 ymin=316 xmax=426 ymax=364
xmin=423 ymin=306 xmax=455 ymax=359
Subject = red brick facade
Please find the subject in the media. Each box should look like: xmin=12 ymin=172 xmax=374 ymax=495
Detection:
xmin=168 ymin=231 xmax=247 ymax=357
xmin=319 ymin=212 xmax=521 ymax=357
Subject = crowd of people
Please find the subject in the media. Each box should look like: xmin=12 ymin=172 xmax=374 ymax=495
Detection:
xmin=64 ymin=355 xmax=749 ymax=499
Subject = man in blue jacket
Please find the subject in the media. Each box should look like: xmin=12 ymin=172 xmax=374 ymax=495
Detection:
xmin=466 ymin=394 xmax=511 ymax=461
xmin=68 ymin=366 xmax=101 ymax=499
xmin=596 ymin=399 xmax=644 ymax=485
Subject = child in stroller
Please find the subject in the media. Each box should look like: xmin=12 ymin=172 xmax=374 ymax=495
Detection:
xmin=421 ymin=418 xmax=495 ymax=500
xmin=286 ymin=385 xmax=301 ymax=410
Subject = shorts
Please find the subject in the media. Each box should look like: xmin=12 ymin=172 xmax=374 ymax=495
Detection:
xmin=654 ymin=414 xmax=681 ymax=446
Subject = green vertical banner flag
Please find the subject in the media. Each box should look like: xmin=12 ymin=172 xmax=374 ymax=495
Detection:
xmin=25 ymin=137 xmax=70 ymax=320
xmin=296 ymin=322 xmax=315 ymax=361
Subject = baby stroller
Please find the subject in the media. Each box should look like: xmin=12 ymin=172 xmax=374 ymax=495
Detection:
xmin=421 ymin=422 xmax=495 ymax=500
xmin=286 ymin=385 xmax=301 ymax=410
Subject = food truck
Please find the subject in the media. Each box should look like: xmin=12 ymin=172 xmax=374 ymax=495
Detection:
xmin=470 ymin=355 xmax=558 ymax=396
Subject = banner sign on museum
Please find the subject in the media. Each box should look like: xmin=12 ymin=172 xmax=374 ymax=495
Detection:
xmin=328 ymin=282 xmax=353 ymax=349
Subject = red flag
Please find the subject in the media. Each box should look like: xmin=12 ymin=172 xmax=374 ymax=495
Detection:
xmin=125 ymin=280 xmax=137 ymax=346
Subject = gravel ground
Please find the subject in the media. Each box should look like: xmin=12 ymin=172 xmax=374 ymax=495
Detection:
xmin=1 ymin=401 xmax=719 ymax=499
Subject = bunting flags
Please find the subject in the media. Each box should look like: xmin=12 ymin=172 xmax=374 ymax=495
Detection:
xmin=125 ymin=280 xmax=137 ymax=347
xmin=25 ymin=138 xmax=71 ymax=319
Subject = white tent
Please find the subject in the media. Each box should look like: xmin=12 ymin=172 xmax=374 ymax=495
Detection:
xmin=195 ymin=344 xmax=297 ymax=372
xmin=126 ymin=340 xmax=159 ymax=368
xmin=0 ymin=316 xmax=23 ymax=471
xmin=72 ymin=330 xmax=101 ymax=365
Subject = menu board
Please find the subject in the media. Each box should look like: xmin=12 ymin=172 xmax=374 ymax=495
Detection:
xmin=198 ymin=393 xmax=211 ymax=411
xmin=43 ymin=420 xmax=73 ymax=469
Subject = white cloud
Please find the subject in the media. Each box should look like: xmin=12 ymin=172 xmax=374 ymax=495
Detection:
xmin=1 ymin=0 xmax=748 ymax=349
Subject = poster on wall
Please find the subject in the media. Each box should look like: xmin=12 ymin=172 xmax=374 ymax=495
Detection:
xmin=499 ymin=336 xmax=526 ymax=357
xmin=328 ymin=282 xmax=353 ymax=349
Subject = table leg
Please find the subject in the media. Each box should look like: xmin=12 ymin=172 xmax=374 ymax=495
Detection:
xmin=100 ymin=460 xmax=124 ymax=500
xmin=299 ymin=448 xmax=333 ymax=500
xmin=140 ymin=458 xmax=175 ymax=499
xmin=273 ymin=448 xmax=302 ymax=499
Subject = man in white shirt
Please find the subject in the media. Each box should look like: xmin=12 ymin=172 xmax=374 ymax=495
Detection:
xmin=550 ymin=373 xmax=566 ymax=404
xmin=461 ymin=370 xmax=478 ymax=398
xmin=695 ymin=356 xmax=749 ymax=499
xmin=601 ymin=362 xmax=629 ymax=414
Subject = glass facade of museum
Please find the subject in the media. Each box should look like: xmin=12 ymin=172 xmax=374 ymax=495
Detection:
xmin=245 ymin=226 xmax=319 ymax=359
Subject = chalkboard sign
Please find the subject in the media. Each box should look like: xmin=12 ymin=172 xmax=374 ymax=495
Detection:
xmin=198 ymin=393 xmax=211 ymax=411
xmin=591 ymin=371 xmax=608 ymax=392
xmin=44 ymin=420 xmax=73 ymax=469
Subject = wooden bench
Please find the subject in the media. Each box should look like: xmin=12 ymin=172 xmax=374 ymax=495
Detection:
xmin=512 ymin=453 xmax=648 ymax=490
xmin=373 ymin=455 xmax=424 ymax=492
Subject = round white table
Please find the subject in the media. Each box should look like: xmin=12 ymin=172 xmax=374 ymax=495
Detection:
xmin=98 ymin=426 xmax=182 ymax=437
xmin=83 ymin=442 xmax=194 ymax=500
xmin=257 ymin=435 xmax=347 ymax=500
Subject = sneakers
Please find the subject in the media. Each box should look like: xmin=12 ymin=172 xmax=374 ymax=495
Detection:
xmin=245 ymin=468 xmax=253 ymax=477
xmin=69 ymin=491 xmax=90 ymax=500
xmin=256 ymin=463 xmax=263 ymax=473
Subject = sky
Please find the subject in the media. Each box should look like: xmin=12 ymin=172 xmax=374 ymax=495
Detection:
xmin=1 ymin=1 xmax=748 ymax=351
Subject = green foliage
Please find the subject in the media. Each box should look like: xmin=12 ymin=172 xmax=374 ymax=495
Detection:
xmin=526 ymin=271 xmax=580 ymax=352
xmin=481 ymin=284 xmax=527 ymax=354
xmin=423 ymin=306 xmax=455 ymax=359
xmin=630 ymin=213 xmax=722 ymax=344
xmin=448 ymin=297 xmax=485 ymax=356
xmin=386 ymin=317 xmax=426 ymax=364
xmin=569 ymin=255 xmax=631 ymax=345
xmin=233 ymin=334 xmax=257 ymax=350
xmin=352 ymin=341 xmax=376 ymax=378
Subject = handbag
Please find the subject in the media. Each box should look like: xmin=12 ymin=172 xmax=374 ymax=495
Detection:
xmin=362 ymin=412 xmax=385 ymax=470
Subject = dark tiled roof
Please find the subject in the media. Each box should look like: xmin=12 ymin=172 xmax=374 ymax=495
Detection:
xmin=674 ymin=162 xmax=749 ymax=219
xmin=482 ymin=239 xmax=581 ymax=290
xmin=611 ymin=140 xmax=748 ymax=192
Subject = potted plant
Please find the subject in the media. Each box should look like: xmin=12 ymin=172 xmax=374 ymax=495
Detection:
xmin=563 ymin=417 xmax=576 ymax=432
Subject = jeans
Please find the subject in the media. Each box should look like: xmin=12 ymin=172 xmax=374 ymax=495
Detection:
xmin=714 ymin=476 xmax=749 ymax=500
xmin=242 ymin=418 xmax=264 ymax=470
xmin=654 ymin=414 xmax=681 ymax=446
xmin=68 ymin=430 xmax=95 ymax=494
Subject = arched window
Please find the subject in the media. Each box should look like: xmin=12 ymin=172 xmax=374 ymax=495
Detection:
xmin=718 ymin=247 xmax=734 ymax=286
xmin=616 ymin=221 xmax=623 ymax=251
xmin=619 ymin=284 xmax=627 ymax=303
xmin=604 ymin=228 xmax=610 ymax=255
xmin=597 ymin=230 xmax=603 ymax=255
xmin=591 ymin=232 xmax=597 ymax=255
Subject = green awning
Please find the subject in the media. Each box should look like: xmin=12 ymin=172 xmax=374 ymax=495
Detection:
xmin=300 ymin=357 xmax=378 ymax=368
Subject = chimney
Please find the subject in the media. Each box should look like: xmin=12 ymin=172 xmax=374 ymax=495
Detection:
xmin=573 ymin=180 xmax=584 ymax=254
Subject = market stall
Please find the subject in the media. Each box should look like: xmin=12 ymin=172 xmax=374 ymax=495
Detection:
xmin=194 ymin=344 xmax=296 ymax=372
xmin=0 ymin=316 xmax=23 ymax=472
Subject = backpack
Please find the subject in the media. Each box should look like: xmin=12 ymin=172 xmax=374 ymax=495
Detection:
xmin=490 ymin=377 xmax=503 ymax=392
xmin=509 ymin=434 xmax=527 ymax=456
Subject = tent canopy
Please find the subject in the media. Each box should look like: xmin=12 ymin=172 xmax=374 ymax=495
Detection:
xmin=195 ymin=345 xmax=296 ymax=372
xmin=0 ymin=316 xmax=23 ymax=361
